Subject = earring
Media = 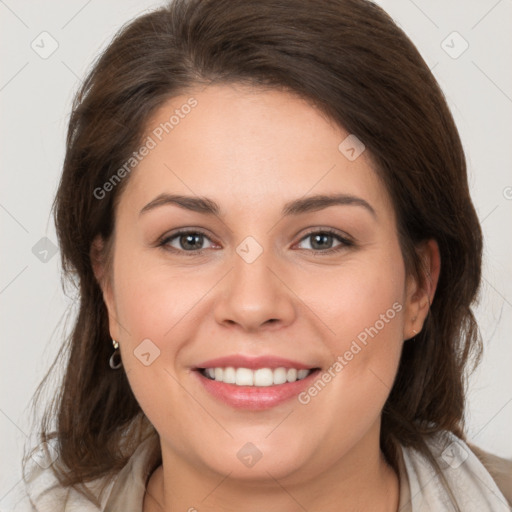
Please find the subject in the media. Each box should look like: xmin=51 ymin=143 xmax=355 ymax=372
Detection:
xmin=109 ymin=339 xmax=122 ymax=370
xmin=412 ymin=329 xmax=418 ymax=335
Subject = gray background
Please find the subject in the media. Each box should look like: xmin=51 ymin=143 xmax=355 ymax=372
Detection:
xmin=1 ymin=0 xmax=511 ymax=505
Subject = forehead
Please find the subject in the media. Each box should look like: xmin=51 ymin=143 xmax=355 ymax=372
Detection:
xmin=120 ymin=83 xmax=393 ymax=221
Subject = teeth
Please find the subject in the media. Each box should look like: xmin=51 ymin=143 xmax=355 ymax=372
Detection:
xmin=297 ymin=369 xmax=310 ymax=380
xmin=223 ymin=366 xmax=236 ymax=384
xmin=286 ymin=368 xmax=297 ymax=382
xmin=236 ymin=367 xmax=254 ymax=386
xmin=253 ymin=368 xmax=271 ymax=386
xmin=201 ymin=366 xmax=313 ymax=386
xmin=273 ymin=367 xmax=287 ymax=385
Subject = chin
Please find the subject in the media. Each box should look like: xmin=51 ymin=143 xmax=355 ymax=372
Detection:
xmin=191 ymin=435 xmax=316 ymax=483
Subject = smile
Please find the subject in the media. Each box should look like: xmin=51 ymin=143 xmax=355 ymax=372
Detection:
xmin=200 ymin=367 xmax=313 ymax=386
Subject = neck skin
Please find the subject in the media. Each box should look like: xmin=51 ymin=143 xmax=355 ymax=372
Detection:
xmin=143 ymin=420 xmax=400 ymax=512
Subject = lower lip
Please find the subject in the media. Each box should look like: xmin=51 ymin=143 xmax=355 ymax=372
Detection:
xmin=194 ymin=369 xmax=321 ymax=410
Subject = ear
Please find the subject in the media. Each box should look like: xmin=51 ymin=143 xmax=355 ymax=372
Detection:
xmin=402 ymin=239 xmax=441 ymax=340
xmin=90 ymin=235 xmax=121 ymax=341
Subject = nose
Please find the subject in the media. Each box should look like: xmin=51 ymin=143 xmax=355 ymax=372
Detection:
xmin=213 ymin=247 xmax=297 ymax=333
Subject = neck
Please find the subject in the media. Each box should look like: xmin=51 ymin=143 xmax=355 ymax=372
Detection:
xmin=144 ymin=423 xmax=399 ymax=512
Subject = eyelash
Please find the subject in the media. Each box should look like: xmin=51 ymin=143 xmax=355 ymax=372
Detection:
xmin=157 ymin=228 xmax=354 ymax=256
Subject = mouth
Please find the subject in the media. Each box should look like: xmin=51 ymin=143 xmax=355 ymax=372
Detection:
xmin=192 ymin=356 xmax=322 ymax=410
xmin=197 ymin=366 xmax=317 ymax=386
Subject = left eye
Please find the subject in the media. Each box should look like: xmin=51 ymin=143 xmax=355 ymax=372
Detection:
xmin=295 ymin=231 xmax=350 ymax=252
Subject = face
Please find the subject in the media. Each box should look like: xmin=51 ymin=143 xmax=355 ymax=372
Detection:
xmin=96 ymin=83 xmax=429 ymax=485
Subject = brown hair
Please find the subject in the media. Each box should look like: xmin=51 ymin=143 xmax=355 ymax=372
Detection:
xmin=29 ymin=0 xmax=482 ymax=506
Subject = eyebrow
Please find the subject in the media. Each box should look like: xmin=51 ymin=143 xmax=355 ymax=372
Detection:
xmin=139 ymin=193 xmax=377 ymax=219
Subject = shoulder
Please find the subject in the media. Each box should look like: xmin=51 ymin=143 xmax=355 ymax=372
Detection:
xmin=4 ymin=435 xmax=158 ymax=512
xmin=401 ymin=430 xmax=512 ymax=511
xmin=467 ymin=441 xmax=512 ymax=507
xmin=3 ymin=458 xmax=112 ymax=512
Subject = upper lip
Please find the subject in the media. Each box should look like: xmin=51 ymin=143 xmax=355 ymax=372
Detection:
xmin=194 ymin=355 xmax=318 ymax=370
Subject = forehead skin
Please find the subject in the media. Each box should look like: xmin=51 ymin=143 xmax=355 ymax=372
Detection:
xmin=116 ymin=83 xmax=396 ymax=241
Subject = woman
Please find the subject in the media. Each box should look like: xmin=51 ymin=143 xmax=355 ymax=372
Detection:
xmin=12 ymin=0 xmax=512 ymax=510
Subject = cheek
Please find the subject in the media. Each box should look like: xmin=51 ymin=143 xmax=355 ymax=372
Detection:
xmin=111 ymin=253 xmax=195 ymax=416
xmin=112 ymin=247 xmax=205 ymax=344
xmin=287 ymin=257 xmax=405 ymax=464
xmin=122 ymin=360 xmax=199 ymax=466
xmin=314 ymin=244 xmax=406 ymax=347
xmin=308 ymin=245 xmax=406 ymax=411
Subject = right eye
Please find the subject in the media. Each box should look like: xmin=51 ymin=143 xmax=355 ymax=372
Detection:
xmin=158 ymin=229 xmax=217 ymax=255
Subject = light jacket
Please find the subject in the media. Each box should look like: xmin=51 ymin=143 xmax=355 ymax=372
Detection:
xmin=4 ymin=430 xmax=512 ymax=511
